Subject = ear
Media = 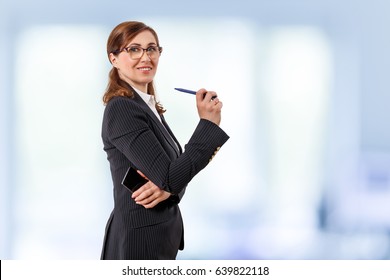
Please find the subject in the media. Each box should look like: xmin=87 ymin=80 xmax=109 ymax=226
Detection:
xmin=109 ymin=53 xmax=118 ymax=67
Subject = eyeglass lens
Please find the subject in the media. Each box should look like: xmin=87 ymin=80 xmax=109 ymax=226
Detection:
xmin=128 ymin=47 xmax=160 ymax=60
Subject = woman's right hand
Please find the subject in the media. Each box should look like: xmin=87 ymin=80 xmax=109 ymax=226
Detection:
xmin=196 ymin=88 xmax=223 ymax=126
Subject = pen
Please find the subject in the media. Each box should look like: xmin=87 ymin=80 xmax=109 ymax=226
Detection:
xmin=174 ymin=88 xmax=217 ymax=100
xmin=174 ymin=88 xmax=196 ymax=95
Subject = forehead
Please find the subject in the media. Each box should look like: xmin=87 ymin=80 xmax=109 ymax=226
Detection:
xmin=128 ymin=30 xmax=157 ymax=45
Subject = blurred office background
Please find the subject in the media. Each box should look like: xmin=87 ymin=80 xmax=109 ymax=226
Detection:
xmin=1 ymin=0 xmax=390 ymax=259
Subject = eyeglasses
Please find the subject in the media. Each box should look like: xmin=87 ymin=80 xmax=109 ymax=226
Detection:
xmin=113 ymin=45 xmax=162 ymax=60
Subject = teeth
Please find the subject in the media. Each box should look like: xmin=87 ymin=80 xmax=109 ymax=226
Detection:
xmin=139 ymin=67 xmax=151 ymax=71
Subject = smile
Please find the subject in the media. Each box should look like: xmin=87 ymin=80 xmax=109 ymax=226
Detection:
xmin=138 ymin=67 xmax=152 ymax=71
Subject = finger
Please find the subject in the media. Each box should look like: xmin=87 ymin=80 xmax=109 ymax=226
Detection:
xmin=133 ymin=183 xmax=160 ymax=201
xmin=196 ymin=88 xmax=207 ymax=103
xmin=215 ymin=100 xmax=223 ymax=109
xmin=207 ymin=91 xmax=218 ymax=101
xmin=131 ymin=182 xmax=153 ymax=199
xmin=137 ymin=170 xmax=148 ymax=180
xmin=140 ymin=195 xmax=163 ymax=208
xmin=141 ymin=192 xmax=169 ymax=208
xmin=136 ymin=194 xmax=157 ymax=205
xmin=133 ymin=189 xmax=154 ymax=202
xmin=136 ymin=190 xmax=162 ymax=205
xmin=201 ymin=91 xmax=217 ymax=102
xmin=139 ymin=191 xmax=171 ymax=208
xmin=131 ymin=183 xmax=147 ymax=198
xmin=142 ymin=199 xmax=160 ymax=209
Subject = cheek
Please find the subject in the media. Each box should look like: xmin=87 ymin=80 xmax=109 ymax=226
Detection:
xmin=117 ymin=55 xmax=136 ymax=69
xmin=152 ymin=60 xmax=159 ymax=70
xmin=119 ymin=61 xmax=137 ymax=75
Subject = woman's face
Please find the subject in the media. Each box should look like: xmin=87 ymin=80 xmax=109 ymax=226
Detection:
xmin=110 ymin=30 xmax=160 ymax=93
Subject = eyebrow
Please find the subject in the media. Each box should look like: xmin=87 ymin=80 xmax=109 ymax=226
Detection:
xmin=127 ymin=42 xmax=158 ymax=47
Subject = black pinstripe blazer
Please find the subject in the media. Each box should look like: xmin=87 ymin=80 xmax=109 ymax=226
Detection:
xmin=100 ymin=88 xmax=229 ymax=259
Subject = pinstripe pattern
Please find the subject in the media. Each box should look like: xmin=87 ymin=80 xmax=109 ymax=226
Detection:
xmin=100 ymin=89 xmax=229 ymax=260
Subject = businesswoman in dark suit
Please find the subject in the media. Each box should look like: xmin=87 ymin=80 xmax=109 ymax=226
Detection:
xmin=100 ymin=21 xmax=229 ymax=260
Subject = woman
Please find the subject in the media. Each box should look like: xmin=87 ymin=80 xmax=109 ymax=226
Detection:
xmin=101 ymin=21 xmax=229 ymax=260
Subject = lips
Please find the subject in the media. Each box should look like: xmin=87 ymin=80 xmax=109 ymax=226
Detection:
xmin=137 ymin=67 xmax=152 ymax=71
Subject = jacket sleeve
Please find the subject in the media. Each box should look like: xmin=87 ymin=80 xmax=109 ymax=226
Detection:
xmin=104 ymin=97 xmax=230 ymax=195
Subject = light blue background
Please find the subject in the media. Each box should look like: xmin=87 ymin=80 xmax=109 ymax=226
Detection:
xmin=1 ymin=0 xmax=390 ymax=259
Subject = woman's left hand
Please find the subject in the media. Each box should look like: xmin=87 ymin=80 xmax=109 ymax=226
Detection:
xmin=131 ymin=171 xmax=171 ymax=209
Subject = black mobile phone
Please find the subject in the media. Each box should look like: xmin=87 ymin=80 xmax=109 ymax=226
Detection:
xmin=121 ymin=167 xmax=148 ymax=192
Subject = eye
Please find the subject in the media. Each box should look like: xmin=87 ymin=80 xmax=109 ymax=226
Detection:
xmin=127 ymin=47 xmax=141 ymax=53
xmin=147 ymin=46 xmax=158 ymax=52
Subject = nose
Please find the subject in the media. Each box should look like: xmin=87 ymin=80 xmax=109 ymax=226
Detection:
xmin=140 ymin=49 xmax=151 ymax=62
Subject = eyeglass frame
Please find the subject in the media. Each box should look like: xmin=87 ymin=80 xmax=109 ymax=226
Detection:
xmin=111 ymin=45 xmax=163 ymax=60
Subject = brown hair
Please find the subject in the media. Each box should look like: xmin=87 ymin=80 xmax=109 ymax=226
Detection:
xmin=103 ymin=21 xmax=165 ymax=113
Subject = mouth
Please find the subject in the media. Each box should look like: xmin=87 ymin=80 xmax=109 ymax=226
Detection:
xmin=137 ymin=67 xmax=152 ymax=71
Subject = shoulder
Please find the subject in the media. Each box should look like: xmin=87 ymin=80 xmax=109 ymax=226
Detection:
xmin=104 ymin=96 xmax=143 ymax=117
xmin=105 ymin=96 xmax=136 ymax=109
xmin=102 ymin=96 xmax=150 ymax=130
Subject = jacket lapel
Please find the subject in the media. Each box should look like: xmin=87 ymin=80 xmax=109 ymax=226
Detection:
xmin=161 ymin=114 xmax=182 ymax=154
xmin=132 ymin=91 xmax=181 ymax=157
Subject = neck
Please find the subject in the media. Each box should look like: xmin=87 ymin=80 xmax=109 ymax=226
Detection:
xmin=119 ymin=75 xmax=149 ymax=94
xmin=132 ymin=84 xmax=148 ymax=94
